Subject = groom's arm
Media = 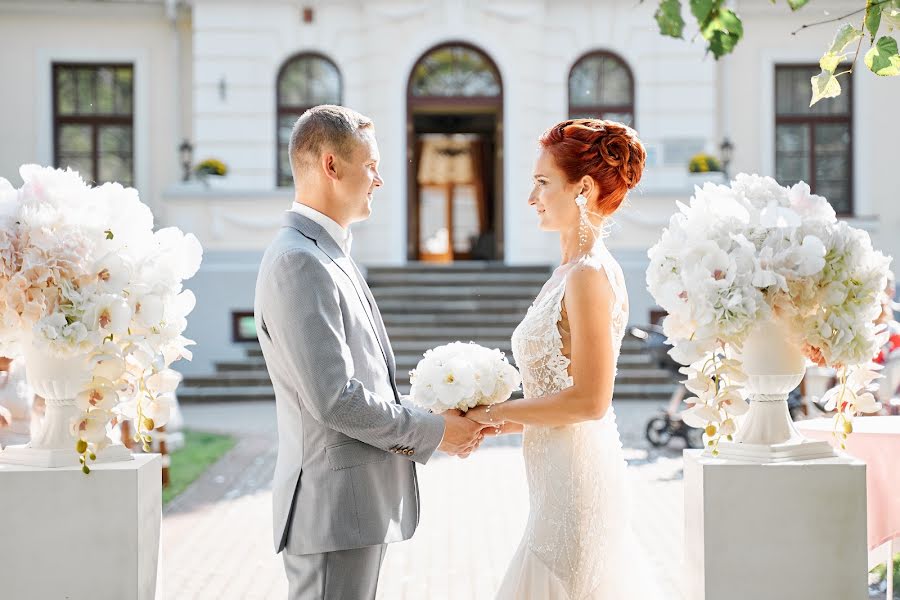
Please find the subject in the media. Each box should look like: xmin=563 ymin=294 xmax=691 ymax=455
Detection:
xmin=265 ymin=250 xmax=445 ymax=464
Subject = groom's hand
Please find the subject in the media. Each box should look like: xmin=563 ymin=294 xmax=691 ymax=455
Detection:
xmin=438 ymin=409 xmax=484 ymax=458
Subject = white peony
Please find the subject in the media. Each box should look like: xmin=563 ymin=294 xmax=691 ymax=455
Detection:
xmin=409 ymin=342 xmax=521 ymax=413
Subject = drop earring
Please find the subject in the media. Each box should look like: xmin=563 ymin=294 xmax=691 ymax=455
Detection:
xmin=575 ymin=194 xmax=589 ymax=251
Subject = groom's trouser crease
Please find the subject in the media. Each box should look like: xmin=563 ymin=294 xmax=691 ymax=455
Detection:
xmin=282 ymin=544 xmax=387 ymax=599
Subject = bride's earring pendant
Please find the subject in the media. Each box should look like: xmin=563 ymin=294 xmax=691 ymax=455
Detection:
xmin=575 ymin=194 xmax=589 ymax=251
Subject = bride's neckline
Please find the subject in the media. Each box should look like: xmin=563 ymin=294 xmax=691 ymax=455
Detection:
xmin=556 ymin=243 xmax=606 ymax=271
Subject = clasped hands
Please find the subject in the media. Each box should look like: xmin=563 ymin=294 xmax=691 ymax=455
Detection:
xmin=437 ymin=407 xmax=507 ymax=459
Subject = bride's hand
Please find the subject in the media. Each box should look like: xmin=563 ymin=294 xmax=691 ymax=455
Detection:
xmin=464 ymin=405 xmax=494 ymax=425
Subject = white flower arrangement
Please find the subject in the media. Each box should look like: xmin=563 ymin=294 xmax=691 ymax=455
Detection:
xmin=408 ymin=342 xmax=522 ymax=413
xmin=0 ymin=165 xmax=201 ymax=471
xmin=646 ymin=174 xmax=891 ymax=451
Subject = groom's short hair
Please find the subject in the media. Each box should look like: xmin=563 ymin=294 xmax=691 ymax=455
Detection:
xmin=289 ymin=105 xmax=373 ymax=180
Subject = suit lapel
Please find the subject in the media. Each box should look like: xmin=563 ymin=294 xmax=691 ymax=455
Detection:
xmin=281 ymin=212 xmax=396 ymax=399
xmin=349 ymin=259 xmax=398 ymax=386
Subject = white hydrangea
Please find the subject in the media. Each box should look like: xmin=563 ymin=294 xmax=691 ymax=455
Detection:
xmin=646 ymin=173 xmax=891 ymax=446
xmin=0 ymin=164 xmax=202 ymax=461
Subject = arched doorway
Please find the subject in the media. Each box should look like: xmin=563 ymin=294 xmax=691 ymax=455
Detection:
xmin=406 ymin=43 xmax=503 ymax=262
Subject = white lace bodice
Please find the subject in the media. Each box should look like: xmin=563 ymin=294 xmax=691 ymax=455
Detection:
xmin=511 ymin=247 xmax=628 ymax=401
xmin=503 ymin=245 xmax=634 ymax=599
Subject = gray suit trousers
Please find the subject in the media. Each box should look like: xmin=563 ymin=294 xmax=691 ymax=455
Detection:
xmin=282 ymin=545 xmax=387 ymax=600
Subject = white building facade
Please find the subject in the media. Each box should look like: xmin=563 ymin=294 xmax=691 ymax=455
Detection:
xmin=0 ymin=0 xmax=897 ymax=375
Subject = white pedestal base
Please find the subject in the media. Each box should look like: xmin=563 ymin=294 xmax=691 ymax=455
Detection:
xmin=0 ymin=442 xmax=133 ymax=467
xmin=715 ymin=438 xmax=836 ymax=462
xmin=685 ymin=450 xmax=868 ymax=600
xmin=0 ymin=454 xmax=161 ymax=600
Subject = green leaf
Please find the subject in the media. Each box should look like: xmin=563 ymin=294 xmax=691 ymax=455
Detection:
xmin=866 ymin=0 xmax=885 ymax=40
xmin=702 ymin=8 xmax=744 ymax=58
xmin=690 ymin=0 xmax=715 ymax=23
xmin=819 ymin=51 xmax=842 ymax=72
xmin=787 ymin=0 xmax=810 ymax=9
xmin=828 ymin=23 xmax=864 ymax=55
xmin=809 ymin=70 xmax=842 ymax=106
xmin=865 ymin=35 xmax=900 ymax=75
xmin=656 ymin=0 xmax=686 ymax=38
xmin=104 ymin=229 xmax=114 ymax=240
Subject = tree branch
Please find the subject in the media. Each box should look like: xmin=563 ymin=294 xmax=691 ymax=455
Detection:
xmin=791 ymin=0 xmax=891 ymax=35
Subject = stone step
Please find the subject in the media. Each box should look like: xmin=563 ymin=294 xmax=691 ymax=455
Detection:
xmin=396 ymin=382 xmax=678 ymax=401
xmin=179 ymin=382 xmax=676 ymax=403
xmin=366 ymin=264 xmax=552 ymax=276
xmin=216 ymin=360 xmax=267 ymax=372
xmin=372 ymin=286 xmax=539 ymax=300
xmin=178 ymin=385 xmax=275 ymax=403
xmin=368 ymin=272 xmax=551 ymax=286
xmin=382 ymin=313 xmax=525 ymax=326
xmin=376 ymin=299 xmax=533 ymax=313
xmin=390 ymin=340 xmax=513 ymax=354
xmin=183 ymin=372 xmax=272 ymax=387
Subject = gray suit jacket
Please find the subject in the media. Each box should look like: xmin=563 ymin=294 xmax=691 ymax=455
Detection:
xmin=254 ymin=211 xmax=445 ymax=555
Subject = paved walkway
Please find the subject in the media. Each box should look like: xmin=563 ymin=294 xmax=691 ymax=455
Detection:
xmin=157 ymin=400 xmax=686 ymax=599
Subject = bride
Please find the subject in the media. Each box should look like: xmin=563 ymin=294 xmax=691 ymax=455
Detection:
xmin=466 ymin=118 xmax=652 ymax=599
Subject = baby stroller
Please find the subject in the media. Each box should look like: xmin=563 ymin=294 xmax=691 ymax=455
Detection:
xmin=630 ymin=325 xmax=705 ymax=449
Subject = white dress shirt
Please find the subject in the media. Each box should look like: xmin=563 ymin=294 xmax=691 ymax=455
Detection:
xmin=290 ymin=202 xmax=353 ymax=255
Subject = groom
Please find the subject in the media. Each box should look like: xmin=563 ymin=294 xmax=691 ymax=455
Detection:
xmin=254 ymin=105 xmax=485 ymax=599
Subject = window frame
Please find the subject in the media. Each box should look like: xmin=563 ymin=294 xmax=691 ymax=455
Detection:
xmin=567 ymin=50 xmax=636 ymax=127
xmin=774 ymin=63 xmax=854 ymax=216
xmin=52 ymin=62 xmax=135 ymax=186
xmin=275 ymin=52 xmax=343 ymax=188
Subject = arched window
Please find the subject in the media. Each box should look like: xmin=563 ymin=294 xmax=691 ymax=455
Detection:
xmin=568 ymin=51 xmax=635 ymax=127
xmin=276 ymin=53 xmax=342 ymax=187
xmin=409 ymin=45 xmax=501 ymax=98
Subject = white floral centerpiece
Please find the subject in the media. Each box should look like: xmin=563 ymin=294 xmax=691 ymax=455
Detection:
xmin=408 ymin=342 xmax=521 ymax=413
xmin=0 ymin=165 xmax=201 ymax=472
xmin=646 ymin=174 xmax=890 ymax=455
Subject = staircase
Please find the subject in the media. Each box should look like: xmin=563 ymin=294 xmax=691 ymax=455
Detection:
xmin=178 ymin=264 xmax=676 ymax=402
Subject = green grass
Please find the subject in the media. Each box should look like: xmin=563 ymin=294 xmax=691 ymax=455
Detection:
xmin=163 ymin=430 xmax=237 ymax=505
xmin=870 ymin=552 xmax=900 ymax=593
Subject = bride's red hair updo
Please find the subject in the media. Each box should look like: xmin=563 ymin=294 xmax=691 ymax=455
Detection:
xmin=539 ymin=119 xmax=646 ymax=217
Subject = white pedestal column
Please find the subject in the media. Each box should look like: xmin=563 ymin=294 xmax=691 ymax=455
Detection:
xmin=0 ymin=454 xmax=161 ymax=600
xmin=684 ymin=450 xmax=868 ymax=600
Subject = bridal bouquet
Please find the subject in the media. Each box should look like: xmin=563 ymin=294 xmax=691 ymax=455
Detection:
xmin=408 ymin=342 xmax=521 ymax=413
xmin=646 ymin=174 xmax=890 ymax=449
xmin=0 ymin=165 xmax=201 ymax=471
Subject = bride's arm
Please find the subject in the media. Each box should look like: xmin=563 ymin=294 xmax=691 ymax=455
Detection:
xmin=468 ymin=265 xmax=616 ymax=428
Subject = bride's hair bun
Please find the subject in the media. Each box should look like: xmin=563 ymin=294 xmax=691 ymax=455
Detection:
xmin=539 ymin=119 xmax=646 ymax=217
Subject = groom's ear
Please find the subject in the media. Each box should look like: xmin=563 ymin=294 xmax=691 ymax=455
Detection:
xmin=321 ymin=152 xmax=341 ymax=182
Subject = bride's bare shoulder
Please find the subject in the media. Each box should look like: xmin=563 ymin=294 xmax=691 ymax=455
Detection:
xmin=564 ymin=262 xmax=615 ymax=309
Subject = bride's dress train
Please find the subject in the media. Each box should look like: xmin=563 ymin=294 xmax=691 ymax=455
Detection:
xmin=497 ymin=244 xmax=658 ymax=599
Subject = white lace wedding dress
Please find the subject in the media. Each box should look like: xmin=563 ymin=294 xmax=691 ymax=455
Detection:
xmin=497 ymin=243 xmax=647 ymax=599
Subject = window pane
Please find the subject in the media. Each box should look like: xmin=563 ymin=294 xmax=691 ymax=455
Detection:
xmin=410 ymin=46 xmax=501 ymax=97
xmin=98 ymin=154 xmax=133 ymax=186
xmin=775 ymin=123 xmax=810 ymax=185
xmin=56 ymin=68 xmax=76 ymax=115
xmin=57 ymin=154 xmax=94 ymax=182
xmin=58 ymin=124 xmax=92 ymax=154
xmin=278 ymin=56 xmax=341 ymax=106
xmin=601 ymin=112 xmax=634 ymax=128
xmin=569 ymin=54 xmax=633 ymax=108
xmin=277 ymin=114 xmax=298 ymax=187
xmin=99 ymin=125 xmax=132 ymax=155
xmin=814 ymin=123 xmax=851 ymax=213
xmin=114 ymin=68 xmax=134 ymax=114
xmin=96 ymin=68 xmax=115 ymax=114
xmin=775 ymin=66 xmax=850 ymax=116
xmin=76 ymin=68 xmax=97 ymax=114
xmin=98 ymin=126 xmax=133 ymax=185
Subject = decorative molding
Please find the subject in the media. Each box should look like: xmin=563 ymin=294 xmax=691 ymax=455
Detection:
xmin=481 ymin=2 xmax=540 ymax=22
xmin=369 ymin=3 xmax=428 ymax=21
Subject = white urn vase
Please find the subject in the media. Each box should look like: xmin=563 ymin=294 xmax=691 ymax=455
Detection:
xmin=715 ymin=319 xmax=836 ymax=462
xmin=0 ymin=343 xmax=132 ymax=468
